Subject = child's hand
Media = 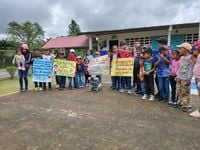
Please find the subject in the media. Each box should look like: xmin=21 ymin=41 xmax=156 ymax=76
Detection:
xmin=160 ymin=53 xmax=164 ymax=58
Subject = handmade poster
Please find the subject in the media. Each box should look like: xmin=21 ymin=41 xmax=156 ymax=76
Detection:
xmin=88 ymin=55 xmax=110 ymax=75
xmin=32 ymin=59 xmax=52 ymax=82
xmin=111 ymin=58 xmax=134 ymax=76
xmin=54 ymin=59 xmax=76 ymax=77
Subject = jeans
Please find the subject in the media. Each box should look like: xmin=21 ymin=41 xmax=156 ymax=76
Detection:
xmin=158 ymin=77 xmax=170 ymax=101
xmin=169 ymin=76 xmax=178 ymax=102
xmin=121 ymin=77 xmax=131 ymax=90
xmin=140 ymin=81 xmax=145 ymax=95
xmin=75 ymin=72 xmax=84 ymax=87
xmin=112 ymin=76 xmax=120 ymax=90
xmin=18 ymin=67 xmax=29 ymax=91
xmin=68 ymin=77 xmax=77 ymax=88
xmin=57 ymin=76 xmax=66 ymax=89
xmin=144 ymin=74 xmax=154 ymax=95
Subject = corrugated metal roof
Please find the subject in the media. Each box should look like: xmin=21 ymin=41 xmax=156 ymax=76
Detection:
xmin=79 ymin=22 xmax=199 ymax=35
xmin=42 ymin=35 xmax=89 ymax=49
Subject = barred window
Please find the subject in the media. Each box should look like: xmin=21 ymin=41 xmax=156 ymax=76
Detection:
xmin=125 ymin=37 xmax=152 ymax=48
xmin=184 ymin=33 xmax=198 ymax=44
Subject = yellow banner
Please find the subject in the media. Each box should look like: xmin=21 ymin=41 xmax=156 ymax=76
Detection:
xmin=53 ymin=59 xmax=76 ymax=77
xmin=111 ymin=58 xmax=134 ymax=76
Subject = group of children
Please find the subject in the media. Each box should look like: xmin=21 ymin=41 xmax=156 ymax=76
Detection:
xmin=13 ymin=38 xmax=200 ymax=117
xmin=109 ymin=38 xmax=200 ymax=116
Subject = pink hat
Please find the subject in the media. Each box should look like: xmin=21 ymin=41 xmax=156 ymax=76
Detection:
xmin=20 ymin=44 xmax=29 ymax=50
xmin=193 ymin=40 xmax=200 ymax=49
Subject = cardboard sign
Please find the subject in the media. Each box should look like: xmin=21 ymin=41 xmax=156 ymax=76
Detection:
xmin=111 ymin=58 xmax=134 ymax=76
xmin=54 ymin=59 xmax=76 ymax=77
xmin=32 ymin=59 xmax=52 ymax=82
xmin=88 ymin=55 xmax=110 ymax=75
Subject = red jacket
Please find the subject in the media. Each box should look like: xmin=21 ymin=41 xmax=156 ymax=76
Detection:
xmin=119 ymin=50 xmax=133 ymax=58
xmin=67 ymin=55 xmax=76 ymax=62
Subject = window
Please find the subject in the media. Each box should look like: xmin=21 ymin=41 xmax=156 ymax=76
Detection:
xmin=125 ymin=37 xmax=152 ymax=48
xmin=184 ymin=33 xmax=198 ymax=44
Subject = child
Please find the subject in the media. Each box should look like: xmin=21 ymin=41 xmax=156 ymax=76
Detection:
xmin=110 ymin=45 xmax=121 ymax=90
xmin=76 ymin=56 xmax=84 ymax=88
xmin=83 ymin=58 xmax=90 ymax=86
xmin=67 ymin=49 xmax=77 ymax=89
xmin=190 ymin=40 xmax=200 ymax=117
xmin=142 ymin=49 xmax=155 ymax=101
xmin=176 ymin=42 xmax=193 ymax=112
xmin=168 ymin=50 xmax=180 ymax=106
xmin=42 ymin=49 xmax=53 ymax=90
xmin=119 ymin=46 xmax=133 ymax=95
xmin=138 ymin=57 xmax=145 ymax=96
xmin=57 ymin=52 xmax=66 ymax=90
xmin=12 ymin=49 xmax=25 ymax=70
xmin=31 ymin=48 xmax=43 ymax=91
xmin=133 ymin=47 xmax=142 ymax=94
xmin=154 ymin=46 xmax=171 ymax=102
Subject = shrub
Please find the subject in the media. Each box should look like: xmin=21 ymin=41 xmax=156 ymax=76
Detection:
xmin=6 ymin=66 xmax=17 ymax=79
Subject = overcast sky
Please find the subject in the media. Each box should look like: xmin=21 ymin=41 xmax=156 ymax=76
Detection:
xmin=0 ymin=0 xmax=200 ymax=39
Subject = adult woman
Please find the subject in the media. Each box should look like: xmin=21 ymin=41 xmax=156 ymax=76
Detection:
xmin=19 ymin=44 xmax=32 ymax=92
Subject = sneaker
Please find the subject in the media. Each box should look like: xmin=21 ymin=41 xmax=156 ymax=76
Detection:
xmin=39 ymin=87 xmax=43 ymax=91
xmin=142 ymin=94 xmax=148 ymax=100
xmin=119 ymin=89 xmax=124 ymax=93
xmin=128 ymin=90 xmax=132 ymax=95
xmin=56 ymin=85 xmax=59 ymax=89
xmin=182 ymin=107 xmax=192 ymax=113
xmin=168 ymin=100 xmax=173 ymax=105
xmin=189 ymin=109 xmax=200 ymax=118
xmin=34 ymin=88 xmax=39 ymax=91
xmin=148 ymin=95 xmax=154 ymax=101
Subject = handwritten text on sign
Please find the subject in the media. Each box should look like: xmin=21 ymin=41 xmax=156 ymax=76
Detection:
xmin=111 ymin=58 xmax=134 ymax=76
xmin=88 ymin=55 xmax=110 ymax=75
xmin=54 ymin=59 xmax=76 ymax=77
xmin=32 ymin=59 xmax=52 ymax=82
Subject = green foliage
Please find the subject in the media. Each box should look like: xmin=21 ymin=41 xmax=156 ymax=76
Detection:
xmin=7 ymin=21 xmax=45 ymax=50
xmin=68 ymin=20 xmax=81 ymax=36
xmin=6 ymin=66 xmax=17 ymax=80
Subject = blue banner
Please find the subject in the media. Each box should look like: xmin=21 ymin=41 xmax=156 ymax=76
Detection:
xmin=32 ymin=59 xmax=52 ymax=82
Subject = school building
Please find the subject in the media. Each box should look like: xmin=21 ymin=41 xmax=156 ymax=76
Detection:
xmin=81 ymin=22 xmax=200 ymax=54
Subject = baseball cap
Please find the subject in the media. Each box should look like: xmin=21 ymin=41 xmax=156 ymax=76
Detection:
xmin=20 ymin=44 xmax=29 ymax=49
xmin=177 ymin=42 xmax=192 ymax=51
xmin=70 ymin=49 xmax=75 ymax=53
xmin=156 ymin=37 xmax=168 ymax=44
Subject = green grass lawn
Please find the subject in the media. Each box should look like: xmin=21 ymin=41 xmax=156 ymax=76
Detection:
xmin=0 ymin=68 xmax=6 ymax=72
xmin=0 ymin=76 xmax=56 ymax=96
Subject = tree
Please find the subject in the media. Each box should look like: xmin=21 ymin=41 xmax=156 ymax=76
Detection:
xmin=7 ymin=21 xmax=45 ymax=50
xmin=68 ymin=20 xmax=81 ymax=36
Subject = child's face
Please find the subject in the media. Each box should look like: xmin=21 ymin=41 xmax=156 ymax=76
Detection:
xmin=139 ymin=59 xmax=144 ymax=66
xmin=84 ymin=59 xmax=89 ymax=64
xmin=172 ymin=52 xmax=179 ymax=60
xmin=78 ymin=58 xmax=82 ymax=63
xmin=112 ymin=47 xmax=118 ymax=53
xmin=160 ymin=50 xmax=168 ymax=55
xmin=136 ymin=50 xmax=142 ymax=56
xmin=43 ymin=50 xmax=49 ymax=55
xmin=144 ymin=53 xmax=151 ymax=59
xmin=34 ymin=50 xmax=40 ymax=56
xmin=17 ymin=50 xmax=22 ymax=55
xmin=86 ymin=50 xmax=91 ymax=55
